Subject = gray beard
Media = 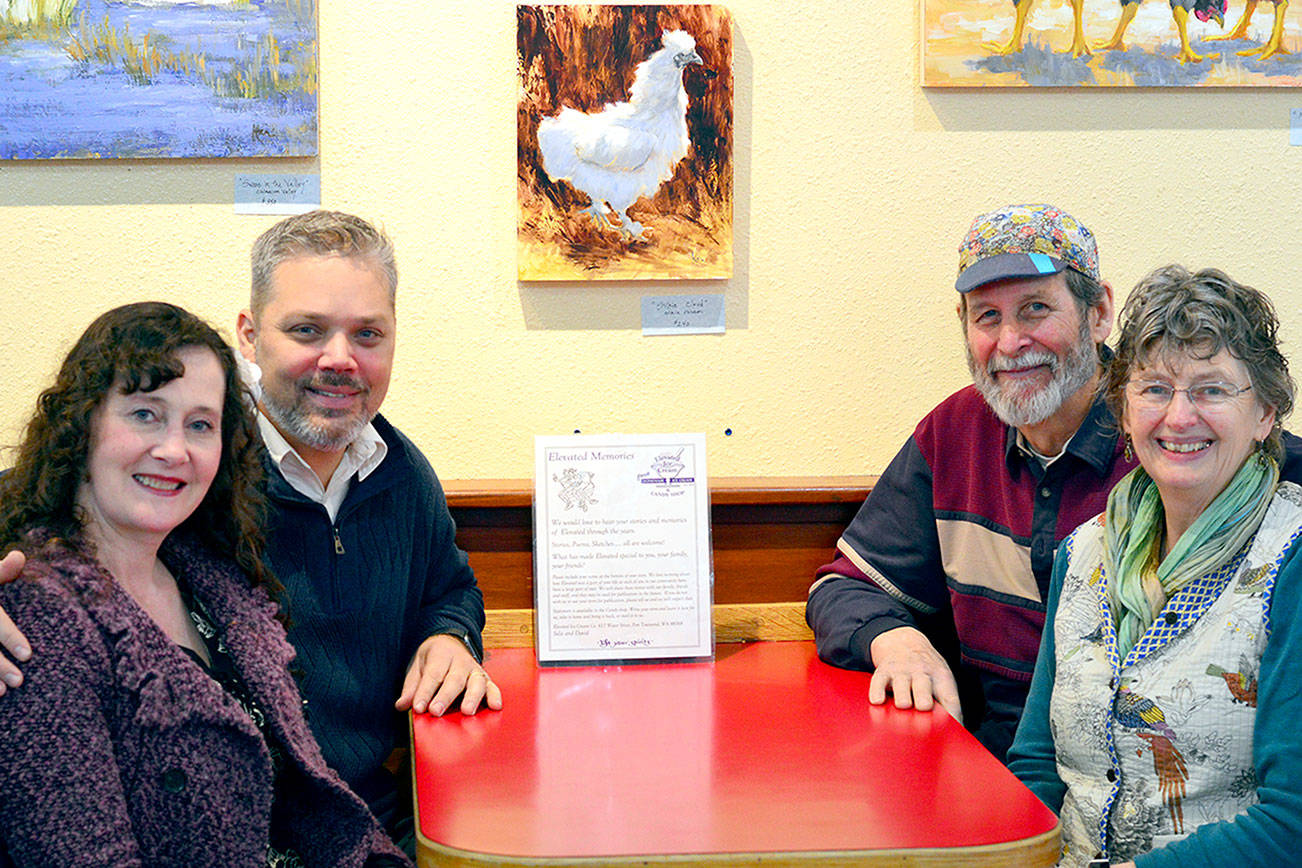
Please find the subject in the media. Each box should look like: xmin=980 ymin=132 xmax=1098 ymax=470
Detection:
xmin=967 ymin=325 xmax=1098 ymax=428
xmin=260 ymin=388 xmax=371 ymax=453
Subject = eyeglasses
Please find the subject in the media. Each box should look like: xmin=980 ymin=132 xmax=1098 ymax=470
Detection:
xmin=1126 ymin=380 xmax=1253 ymax=411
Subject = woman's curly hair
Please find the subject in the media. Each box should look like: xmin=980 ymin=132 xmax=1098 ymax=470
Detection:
xmin=0 ymin=302 xmax=276 ymax=596
xmin=1104 ymin=264 xmax=1294 ymax=458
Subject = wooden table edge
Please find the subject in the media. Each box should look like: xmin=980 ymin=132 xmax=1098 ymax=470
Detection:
xmin=413 ymin=826 xmax=1062 ymax=868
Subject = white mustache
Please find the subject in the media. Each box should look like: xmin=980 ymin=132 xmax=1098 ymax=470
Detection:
xmin=987 ymin=350 xmax=1058 ymax=375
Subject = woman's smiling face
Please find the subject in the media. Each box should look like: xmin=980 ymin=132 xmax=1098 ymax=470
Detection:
xmin=77 ymin=346 xmax=225 ymax=550
xmin=1123 ymin=348 xmax=1275 ymax=521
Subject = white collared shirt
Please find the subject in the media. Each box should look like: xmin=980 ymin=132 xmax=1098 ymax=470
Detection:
xmin=256 ymin=413 xmax=388 ymax=522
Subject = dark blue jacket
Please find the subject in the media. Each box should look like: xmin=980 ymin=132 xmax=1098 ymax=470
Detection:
xmin=262 ymin=414 xmax=484 ymax=827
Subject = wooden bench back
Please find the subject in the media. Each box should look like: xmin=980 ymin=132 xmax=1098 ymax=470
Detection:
xmin=444 ymin=477 xmax=875 ymax=648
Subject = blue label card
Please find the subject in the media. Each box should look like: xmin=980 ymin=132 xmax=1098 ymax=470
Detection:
xmin=641 ymin=294 xmax=726 ymax=336
xmin=234 ymin=174 xmax=321 ymax=214
xmin=1291 ymin=109 xmax=1302 ymax=146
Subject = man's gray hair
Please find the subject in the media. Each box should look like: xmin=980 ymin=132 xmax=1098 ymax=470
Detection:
xmin=250 ymin=210 xmax=397 ymax=315
xmin=1063 ymin=268 xmax=1106 ymax=311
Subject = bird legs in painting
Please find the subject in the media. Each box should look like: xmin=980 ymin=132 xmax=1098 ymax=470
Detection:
xmin=1244 ymin=2 xmax=1291 ymax=58
xmin=582 ymin=201 xmax=646 ymax=240
xmin=1093 ymin=3 xmax=1140 ymax=50
xmin=983 ymin=0 xmax=1035 ymax=53
xmin=582 ymin=201 xmax=613 ymax=228
xmin=985 ymin=0 xmax=1092 ymax=56
xmin=1207 ymin=0 xmax=1291 ymax=59
xmin=618 ymin=214 xmax=646 ymax=239
xmin=1173 ymin=6 xmax=1223 ymax=63
xmin=1095 ymin=0 xmax=1224 ymax=63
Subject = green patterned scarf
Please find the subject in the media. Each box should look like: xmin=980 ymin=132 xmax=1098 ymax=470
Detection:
xmin=1104 ymin=454 xmax=1278 ymax=658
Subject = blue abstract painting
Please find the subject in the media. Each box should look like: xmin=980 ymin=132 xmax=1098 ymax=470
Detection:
xmin=1 ymin=0 xmax=316 ymax=159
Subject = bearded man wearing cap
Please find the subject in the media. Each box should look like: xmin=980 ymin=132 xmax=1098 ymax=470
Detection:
xmin=805 ymin=203 xmax=1302 ymax=761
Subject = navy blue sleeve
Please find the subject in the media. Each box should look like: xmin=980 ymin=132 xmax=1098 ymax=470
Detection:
xmin=806 ymin=572 xmax=913 ymax=670
xmin=413 ymin=467 xmax=485 ymax=662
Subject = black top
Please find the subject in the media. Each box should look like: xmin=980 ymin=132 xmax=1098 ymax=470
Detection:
xmin=179 ymin=582 xmax=303 ymax=868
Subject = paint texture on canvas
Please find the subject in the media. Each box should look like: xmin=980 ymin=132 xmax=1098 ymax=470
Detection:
xmin=1 ymin=0 xmax=317 ymax=159
xmin=518 ymin=4 xmax=734 ymax=281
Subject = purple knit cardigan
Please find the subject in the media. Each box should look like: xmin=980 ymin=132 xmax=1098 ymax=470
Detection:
xmin=0 ymin=532 xmax=410 ymax=868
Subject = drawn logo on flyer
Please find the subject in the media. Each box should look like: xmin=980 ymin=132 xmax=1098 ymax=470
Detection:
xmin=638 ymin=448 xmax=694 ymax=496
xmin=553 ymin=467 xmax=597 ymax=511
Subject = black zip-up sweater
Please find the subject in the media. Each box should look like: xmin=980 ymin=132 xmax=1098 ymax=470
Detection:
xmin=261 ymin=413 xmax=484 ymax=833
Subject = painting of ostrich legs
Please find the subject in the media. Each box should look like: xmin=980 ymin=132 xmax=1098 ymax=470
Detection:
xmin=0 ymin=0 xmax=316 ymax=159
xmin=923 ymin=0 xmax=1302 ymax=85
xmin=518 ymin=5 xmax=733 ymax=281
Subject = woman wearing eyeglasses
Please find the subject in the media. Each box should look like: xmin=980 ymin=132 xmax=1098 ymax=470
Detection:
xmin=1008 ymin=265 xmax=1302 ymax=868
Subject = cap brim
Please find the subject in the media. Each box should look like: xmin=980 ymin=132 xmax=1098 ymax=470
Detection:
xmin=955 ymin=252 xmax=1068 ymax=293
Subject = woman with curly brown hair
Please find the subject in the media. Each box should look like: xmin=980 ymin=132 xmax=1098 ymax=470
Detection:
xmin=0 ymin=302 xmax=408 ymax=867
xmin=1009 ymin=266 xmax=1302 ymax=868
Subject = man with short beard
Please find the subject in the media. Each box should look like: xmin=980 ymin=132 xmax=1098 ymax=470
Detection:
xmin=232 ymin=211 xmax=501 ymax=852
xmin=808 ymin=204 xmax=1137 ymax=762
xmin=808 ymin=204 xmax=1302 ymax=762
xmin=0 ymin=211 xmax=500 ymax=860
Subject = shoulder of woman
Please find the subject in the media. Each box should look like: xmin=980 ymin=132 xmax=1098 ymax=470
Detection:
xmin=1274 ymin=480 xmax=1302 ymax=513
xmin=0 ymin=551 xmax=96 ymax=618
xmin=1061 ymin=512 xmax=1107 ymax=556
xmin=0 ymin=556 xmax=114 ymax=683
xmin=1267 ymin=490 xmax=1302 ymax=606
xmin=1258 ymin=482 xmax=1302 ymax=551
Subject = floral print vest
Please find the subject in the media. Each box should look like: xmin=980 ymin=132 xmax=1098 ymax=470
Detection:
xmin=1048 ymin=483 xmax=1302 ymax=867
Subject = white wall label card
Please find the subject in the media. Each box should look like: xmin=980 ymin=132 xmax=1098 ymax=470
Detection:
xmin=534 ymin=433 xmax=713 ymax=664
xmin=234 ymin=174 xmax=321 ymax=214
xmin=641 ymin=294 xmax=725 ymax=335
xmin=1292 ymin=108 xmax=1302 ymax=146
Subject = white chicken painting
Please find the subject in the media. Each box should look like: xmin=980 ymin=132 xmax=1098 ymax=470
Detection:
xmin=537 ymin=29 xmax=701 ymax=241
xmin=518 ymin=5 xmax=734 ymax=281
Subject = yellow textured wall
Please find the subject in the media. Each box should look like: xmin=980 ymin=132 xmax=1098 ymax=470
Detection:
xmin=2 ymin=0 xmax=1301 ymax=480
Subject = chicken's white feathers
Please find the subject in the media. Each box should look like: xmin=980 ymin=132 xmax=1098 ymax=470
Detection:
xmin=538 ymin=29 xmax=702 ymax=237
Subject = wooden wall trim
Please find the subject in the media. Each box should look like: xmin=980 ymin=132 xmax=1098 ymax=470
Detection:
xmin=446 ymin=476 xmax=876 ymax=613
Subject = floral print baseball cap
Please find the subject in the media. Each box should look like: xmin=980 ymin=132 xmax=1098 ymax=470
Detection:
xmin=955 ymin=203 xmax=1100 ymax=293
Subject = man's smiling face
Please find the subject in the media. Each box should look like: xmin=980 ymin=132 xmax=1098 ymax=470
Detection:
xmin=237 ymin=253 xmax=395 ymax=457
xmin=962 ymin=272 xmax=1104 ymax=428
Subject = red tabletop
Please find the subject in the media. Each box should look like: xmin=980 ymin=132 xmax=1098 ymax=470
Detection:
xmin=412 ymin=641 xmax=1059 ymax=867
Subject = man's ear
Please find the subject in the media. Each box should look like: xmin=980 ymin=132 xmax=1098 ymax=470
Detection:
xmin=236 ymin=309 xmax=258 ymax=363
xmin=1090 ymin=281 xmax=1115 ymax=345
